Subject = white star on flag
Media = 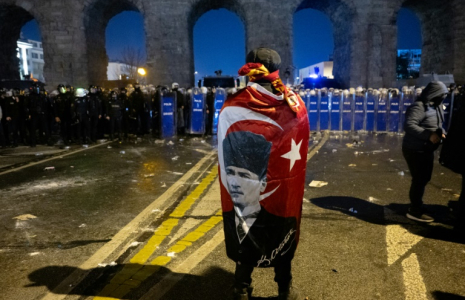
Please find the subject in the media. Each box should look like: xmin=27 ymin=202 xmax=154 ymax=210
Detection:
xmin=281 ymin=139 xmax=303 ymax=171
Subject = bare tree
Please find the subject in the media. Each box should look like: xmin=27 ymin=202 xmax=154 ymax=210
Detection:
xmin=120 ymin=47 xmax=145 ymax=80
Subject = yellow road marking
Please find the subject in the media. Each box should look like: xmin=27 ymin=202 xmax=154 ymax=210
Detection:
xmin=94 ymin=167 xmax=220 ymax=300
xmin=41 ymin=150 xmax=217 ymax=300
xmin=402 ymin=253 xmax=428 ymax=300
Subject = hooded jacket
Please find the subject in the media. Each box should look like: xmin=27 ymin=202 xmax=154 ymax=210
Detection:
xmin=402 ymin=81 xmax=448 ymax=152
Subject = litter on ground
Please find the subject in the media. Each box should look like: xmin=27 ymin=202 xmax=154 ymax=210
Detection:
xmin=171 ymin=156 xmax=179 ymax=161
xmin=348 ymin=164 xmax=356 ymax=167
xmin=44 ymin=167 xmax=55 ymax=171
xmin=144 ymin=174 xmax=155 ymax=178
xmin=309 ymin=181 xmax=328 ymax=188
xmin=13 ymin=214 xmax=37 ymax=221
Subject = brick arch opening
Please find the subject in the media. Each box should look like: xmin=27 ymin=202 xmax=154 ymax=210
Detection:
xmin=294 ymin=0 xmax=355 ymax=88
xmin=293 ymin=8 xmax=335 ymax=85
xmin=398 ymin=0 xmax=454 ymax=77
xmin=188 ymin=0 xmax=247 ymax=86
xmin=395 ymin=7 xmax=422 ymax=79
xmin=83 ymin=0 xmax=145 ymax=86
xmin=192 ymin=8 xmax=246 ymax=83
xmin=0 ymin=4 xmax=37 ymax=80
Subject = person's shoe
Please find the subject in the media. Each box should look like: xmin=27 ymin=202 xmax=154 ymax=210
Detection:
xmin=406 ymin=208 xmax=434 ymax=223
xmin=232 ymin=287 xmax=249 ymax=300
xmin=278 ymin=286 xmax=302 ymax=300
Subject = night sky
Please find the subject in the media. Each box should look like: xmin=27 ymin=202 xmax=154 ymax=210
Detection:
xmin=21 ymin=8 xmax=421 ymax=80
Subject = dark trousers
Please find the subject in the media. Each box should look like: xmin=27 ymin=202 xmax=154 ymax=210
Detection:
xmin=109 ymin=116 xmax=122 ymax=140
xmin=30 ymin=114 xmax=50 ymax=146
xmin=457 ymin=176 xmax=465 ymax=230
xmin=0 ymin=121 xmax=5 ymax=147
xmin=76 ymin=116 xmax=90 ymax=143
xmin=234 ymin=261 xmax=292 ymax=291
xmin=89 ymin=115 xmax=99 ymax=142
xmin=7 ymin=118 xmax=19 ymax=146
xmin=402 ymin=148 xmax=435 ymax=208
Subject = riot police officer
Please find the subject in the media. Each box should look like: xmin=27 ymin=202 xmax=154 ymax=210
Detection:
xmin=74 ymin=88 xmax=90 ymax=144
xmin=87 ymin=86 xmax=102 ymax=143
xmin=4 ymin=89 xmax=21 ymax=147
xmin=106 ymin=91 xmax=123 ymax=141
xmin=28 ymin=83 xmax=51 ymax=147
xmin=130 ymin=83 xmax=146 ymax=136
xmin=54 ymin=84 xmax=71 ymax=145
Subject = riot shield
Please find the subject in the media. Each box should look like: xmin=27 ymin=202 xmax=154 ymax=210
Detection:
xmin=330 ymin=90 xmax=342 ymax=131
xmin=354 ymin=90 xmax=366 ymax=131
xmin=212 ymin=88 xmax=226 ymax=135
xmin=376 ymin=90 xmax=388 ymax=132
xmin=342 ymin=90 xmax=353 ymax=131
xmin=388 ymin=89 xmax=401 ymax=133
xmin=187 ymin=88 xmax=206 ymax=135
xmin=319 ymin=88 xmax=329 ymax=130
xmin=159 ymin=89 xmax=177 ymax=138
xmin=365 ymin=90 xmax=377 ymax=132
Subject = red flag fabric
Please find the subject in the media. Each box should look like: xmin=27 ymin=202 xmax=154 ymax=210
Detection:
xmin=218 ymin=82 xmax=310 ymax=268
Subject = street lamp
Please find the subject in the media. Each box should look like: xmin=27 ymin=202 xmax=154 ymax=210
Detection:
xmin=138 ymin=68 xmax=146 ymax=76
xmin=138 ymin=68 xmax=147 ymax=84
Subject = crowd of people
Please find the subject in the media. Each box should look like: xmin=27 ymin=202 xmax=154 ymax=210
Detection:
xmin=0 ymin=82 xmax=220 ymax=148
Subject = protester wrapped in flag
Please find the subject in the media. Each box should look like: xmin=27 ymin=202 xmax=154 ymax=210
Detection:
xmin=218 ymin=47 xmax=309 ymax=300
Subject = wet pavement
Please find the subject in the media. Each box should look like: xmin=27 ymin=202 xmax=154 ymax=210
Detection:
xmin=0 ymin=132 xmax=464 ymax=300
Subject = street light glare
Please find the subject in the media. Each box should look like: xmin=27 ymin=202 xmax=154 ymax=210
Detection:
xmin=138 ymin=68 xmax=146 ymax=76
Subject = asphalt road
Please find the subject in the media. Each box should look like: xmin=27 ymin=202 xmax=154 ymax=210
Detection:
xmin=0 ymin=133 xmax=464 ymax=300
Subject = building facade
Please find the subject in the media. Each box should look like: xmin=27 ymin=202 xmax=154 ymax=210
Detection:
xmin=16 ymin=38 xmax=45 ymax=82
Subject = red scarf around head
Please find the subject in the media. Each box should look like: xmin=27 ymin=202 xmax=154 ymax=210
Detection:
xmin=238 ymin=63 xmax=300 ymax=112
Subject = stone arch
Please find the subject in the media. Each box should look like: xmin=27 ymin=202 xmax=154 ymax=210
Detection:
xmin=82 ymin=0 xmax=146 ymax=86
xmin=292 ymin=0 xmax=356 ymax=88
xmin=0 ymin=3 xmax=38 ymax=80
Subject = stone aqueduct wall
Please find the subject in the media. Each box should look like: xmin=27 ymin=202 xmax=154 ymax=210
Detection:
xmin=0 ymin=0 xmax=464 ymax=90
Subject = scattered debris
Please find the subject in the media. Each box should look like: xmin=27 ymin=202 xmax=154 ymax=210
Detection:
xmin=387 ymin=188 xmax=393 ymax=191
xmin=144 ymin=174 xmax=155 ymax=178
xmin=161 ymin=183 xmax=167 ymax=188
xmin=372 ymin=164 xmax=378 ymax=166
xmin=167 ymin=252 xmax=176 ymax=257
xmin=303 ymin=198 xmax=310 ymax=203
xmin=312 ymin=140 xmax=319 ymax=145
xmin=332 ymin=269 xmax=338 ymax=273
xmin=441 ymin=188 xmax=453 ymax=192
xmin=171 ymin=156 xmax=179 ymax=161
xmin=29 ymin=252 xmax=41 ymax=256
xmin=130 ymin=242 xmax=142 ymax=247
xmin=167 ymin=171 xmax=183 ymax=175
xmin=70 ymin=166 xmax=74 ymax=168
xmin=120 ymin=151 xmax=126 ymax=154
xmin=186 ymin=163 xmax=192 ymax=165
xmin=13 ymin=214 xmax=37 ymax=221
xmin=107 ymin=146 xmax=112 ymax=149
xmin=354 ymin=151 xmax=359 ymax=155
xmin=309 ymin=181 xmax=328 ymax=188
xmin=167 ymin=141 xmax=174 ymax=146
xmin=453 ymin=194 xmax=460 ymax=199
xmin=388 ymin=159 xmax=395 ymax=162
xmin=155 ymin=139 xmax=165 ymax=144
xmin=35 ymin=153 xmax=43 ymax=156
xmin=201 ymin=140 xmax=206 ymax=143
xmin=368 ymin=197 xmax=380 ymax=202
xmin=348 ymin=164 xmax=356 ymax=167
xmin=64 ymin=146 xmax=70 ymax=150
xmin=97 ymin=262 xmax=117 ymax=268
xmin=349 ymin=207 xmax=358 ymax=214
xmin=332 ymin=149 xmax=337 ymax=153
xmin=152 ymin=209 xmax=161 ymax=213
xmin=44 ymin=167 xmax=55 ymax=171
xmin=78 ymin=224 xmax=87 ymax=228
xmin=398 ymin=171 xmax=405 ymax=176
xmin=82 ymin=145 xmax=89 ymax=148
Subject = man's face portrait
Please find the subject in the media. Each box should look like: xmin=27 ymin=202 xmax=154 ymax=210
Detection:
xmin=223 ymin=131 xmax=272 ymax=213
xmin=226 ymin=166 xmax=267 ymax=211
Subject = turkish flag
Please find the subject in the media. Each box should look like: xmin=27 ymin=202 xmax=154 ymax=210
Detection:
xmin=218 ymin=82 xmax=309 ymax=267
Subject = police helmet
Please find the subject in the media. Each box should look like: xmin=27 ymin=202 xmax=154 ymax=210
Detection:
xmin=89 ymin=85 xmax=97 ymax=94
xmin=75 ymin=88 xmax=87 ymax=98
xmin=58 ymin=84 xmax=67 ymax=94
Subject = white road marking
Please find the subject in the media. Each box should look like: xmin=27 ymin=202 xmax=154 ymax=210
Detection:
xmin=0 ymin=142 xmax=112 ymax=176
xmin=402 ymin=253 xmax=428 ymax=300
xmin=307 ymin=131 xmax=329 ymax=162
xmin=40 ymin=150 xmax=217 ymax=300
xmin=386 ymin=224 xmax=423 ymax=266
